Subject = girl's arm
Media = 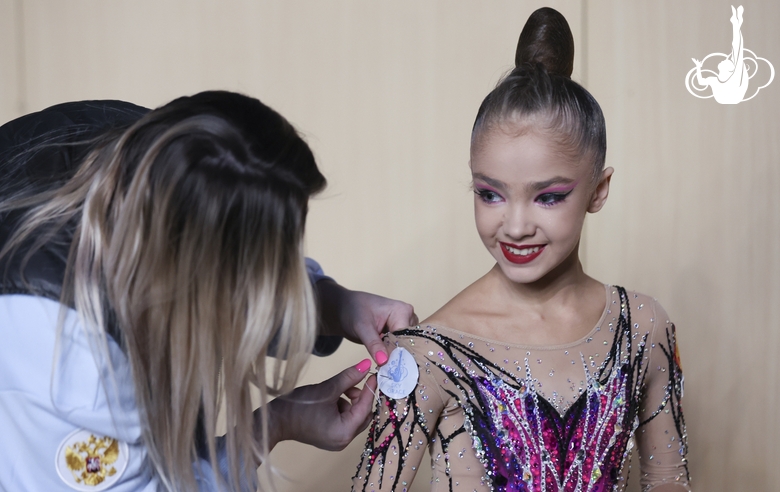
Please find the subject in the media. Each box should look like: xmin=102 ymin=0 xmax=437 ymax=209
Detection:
xmin=352 ymin=336 xmax=447 ymax=492
xmin=636 ymin=301 xmax=691 ymax=492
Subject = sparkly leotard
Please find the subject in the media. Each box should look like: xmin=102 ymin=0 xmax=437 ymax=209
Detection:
xmin=352 ymin=286 xmax=689 ymax=492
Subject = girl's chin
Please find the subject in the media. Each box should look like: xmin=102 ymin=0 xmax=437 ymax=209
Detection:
xmin=494 ymin=262 xmax=548 ymax=285
xmin=492 ymin=249 xmax=578 ymax=285
xmin=492 ymin=245 xmax=580 ymax=284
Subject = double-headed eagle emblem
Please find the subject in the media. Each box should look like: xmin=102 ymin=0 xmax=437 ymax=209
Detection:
xmin=64 ymin=434 xmax=121 ymax=487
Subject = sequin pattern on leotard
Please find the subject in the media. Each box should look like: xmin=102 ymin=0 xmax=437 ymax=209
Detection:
xmin=352 ymin=286 xmax=689 ymax=492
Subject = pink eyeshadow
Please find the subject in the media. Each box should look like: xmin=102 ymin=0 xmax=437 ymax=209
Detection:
xmin=537 ymin=179 xmax=580 ymax=195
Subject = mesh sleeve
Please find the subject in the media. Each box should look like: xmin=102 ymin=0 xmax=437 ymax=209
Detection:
xmin=352 ymin=336 xmax=447 ymax=492
xmin=636 ymin=301 xmax=690 ymax=491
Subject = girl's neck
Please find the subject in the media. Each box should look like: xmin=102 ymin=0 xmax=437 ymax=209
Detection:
xmin=463 ymin=248 xmax=606 ymax=346
xmin=424 ymin=243 xmax=606 ymax=346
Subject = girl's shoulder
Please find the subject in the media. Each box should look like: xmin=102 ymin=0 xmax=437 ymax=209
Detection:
xmin=613 ymin=286 xmax=674 ymax=323
xmin=419 ymin=270 xmax=504 ymax=334
xmin=608 ymin=286 xmax=678 ymax=350
xmin=383 ymin=324 xmax=489 ymax=352
xmin=383 ymin=287 xmax=677 ymax=360
xmin=379 ymin=327 xmax=456 ymax=407
xmin=382 ymin=325 xmax=446 ymax=358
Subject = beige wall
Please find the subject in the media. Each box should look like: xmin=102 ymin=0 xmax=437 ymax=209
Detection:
xmin=0 ymin=1 xmax=22 ymax=120
xmin=582 ymin=2 xmax=780 ymax=490
xmin=2 ymin=1 xmax=778 ymax=490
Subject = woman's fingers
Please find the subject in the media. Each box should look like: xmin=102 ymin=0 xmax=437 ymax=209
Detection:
xmin=384 ymin=300 xmax=418 ymax=332
xmin=338 ymin=374 xmax=377 ymax=435
xmin=264 ymin=361 xmax=380 ymax=451
xmin=327 ymin=367 xmax=377 ymax=449
xmin=329 ymin=359 xmax=371 ymax=395
xmin=343 ymin=290 xmax=416 ymax=365
xmin=338 ymin=374 xmax=376 ymax=421
xmin=344 ymin=387 xmax=362 ymax=401
xmin=337 ymin=396 xmax=352 ymax=414
xmin=361 ymin=334 xmax=389 ymax=366
xmin=327 ymin=359 xmax=374 ymax=411
xmin=349 ymin=374 xmax=377 ymax=420
xmin=361 ymin=300 xmax=416 ymax=364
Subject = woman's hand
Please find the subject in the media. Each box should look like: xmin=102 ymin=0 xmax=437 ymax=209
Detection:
xmin=315 ymin=279 xmax=418 ymax=365
xmin=260 ymin=359 xmax=378 ymax=451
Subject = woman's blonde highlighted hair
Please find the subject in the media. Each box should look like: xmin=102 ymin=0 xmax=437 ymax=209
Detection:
xmin=0 ymin=91 xmax=326 ymax=490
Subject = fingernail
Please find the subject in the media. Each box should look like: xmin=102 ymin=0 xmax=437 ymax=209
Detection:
xmin=375 ymin=351 xmax=388 ymax=365
xmin=356 ymin=359 xmax=372 ymax=373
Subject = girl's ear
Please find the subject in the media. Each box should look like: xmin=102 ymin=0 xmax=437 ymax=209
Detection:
xmin=588 ymin=167 xmax=614 ymax=213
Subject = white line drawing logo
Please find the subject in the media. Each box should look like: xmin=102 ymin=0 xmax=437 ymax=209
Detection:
xmin=685 ymin=5 xmax=774 ymax=104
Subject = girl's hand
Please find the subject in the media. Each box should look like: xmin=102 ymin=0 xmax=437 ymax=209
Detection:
xmin=262 ymin=359 xmax=377 ymax=451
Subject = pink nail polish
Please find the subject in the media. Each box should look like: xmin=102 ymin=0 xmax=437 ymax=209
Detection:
xmin=356 ymin=359 xmax=372 ymax=373
xmin=375 ymin=351 xmax=388 ymax=365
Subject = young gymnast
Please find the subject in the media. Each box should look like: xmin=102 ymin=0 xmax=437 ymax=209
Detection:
xmin=352 ymin=8 xmax=689 ymax=492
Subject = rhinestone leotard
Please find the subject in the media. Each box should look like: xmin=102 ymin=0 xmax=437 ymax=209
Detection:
xmin=352 ymin=286 xmax=689 ymax=492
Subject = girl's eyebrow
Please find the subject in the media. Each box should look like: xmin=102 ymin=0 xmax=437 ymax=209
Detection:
xmin=527 ymin=176 xmax=577 ymax=193
xmin=472 ymin=173 xmax=506 ymax=191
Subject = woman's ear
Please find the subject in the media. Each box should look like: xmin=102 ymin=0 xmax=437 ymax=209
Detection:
xmin=588 ymin=167 xmax=614 ymax=213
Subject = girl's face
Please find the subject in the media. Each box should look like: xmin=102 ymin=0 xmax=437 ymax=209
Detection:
xmin=470 ymin=128 xmax=612 ymax=285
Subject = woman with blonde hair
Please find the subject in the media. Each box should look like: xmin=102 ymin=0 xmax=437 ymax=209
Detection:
xmin=0 ymin=91 xmax=415 ymax=491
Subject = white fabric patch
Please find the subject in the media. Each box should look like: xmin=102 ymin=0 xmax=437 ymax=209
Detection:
xmin=378 ymin=347 xmax=419 ymax=399
xmin=55 ymin=429 xmax=129 ymax=491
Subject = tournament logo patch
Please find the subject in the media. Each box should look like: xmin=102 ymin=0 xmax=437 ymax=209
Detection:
xmin=377 ymin=347 xmax=419 ymax=399
xmin=55 ymin=429 xmax=129 ymax=490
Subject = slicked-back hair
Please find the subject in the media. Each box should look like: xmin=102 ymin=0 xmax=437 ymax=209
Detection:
xmin=472 ymin=7 xmax=606 ymax=180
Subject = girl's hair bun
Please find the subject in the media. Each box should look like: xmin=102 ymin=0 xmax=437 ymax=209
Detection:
xmin=514 ymin=7 xmax=575 ymax=78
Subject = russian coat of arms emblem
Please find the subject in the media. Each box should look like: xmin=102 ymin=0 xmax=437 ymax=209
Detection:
xmin=56 ymin=429 xmax=129 ymax=490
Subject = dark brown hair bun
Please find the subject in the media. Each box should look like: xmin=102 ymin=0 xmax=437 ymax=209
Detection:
xmin=514 ymin=7 xmax=575 ymax=78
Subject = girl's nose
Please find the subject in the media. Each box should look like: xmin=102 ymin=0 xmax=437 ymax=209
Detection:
xmin=503 ymin=205 xmax=536 ymax=239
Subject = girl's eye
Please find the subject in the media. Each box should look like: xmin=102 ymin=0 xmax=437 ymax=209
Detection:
xmin=474 ymin=188 xmax=504 ymax=203
xmin=536 ymin=191 xmax=572 ymax=206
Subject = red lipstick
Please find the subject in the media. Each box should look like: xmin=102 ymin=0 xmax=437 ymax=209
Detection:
xmin=500 ymin=242 xmax=545 ymax=264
